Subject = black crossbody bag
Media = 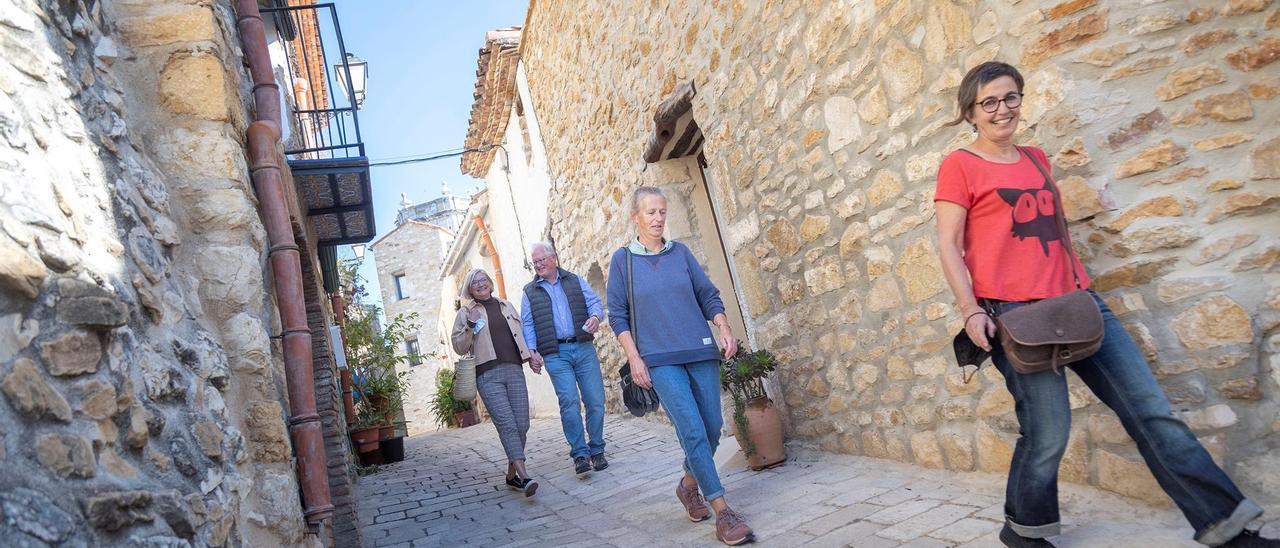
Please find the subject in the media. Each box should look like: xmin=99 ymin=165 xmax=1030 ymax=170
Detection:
xmin=618 ymin=247 xmax=660 ymax=416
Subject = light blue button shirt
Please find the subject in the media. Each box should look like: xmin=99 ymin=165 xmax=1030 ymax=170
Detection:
xmin=520 ymin=273 xmax=604 ymax=350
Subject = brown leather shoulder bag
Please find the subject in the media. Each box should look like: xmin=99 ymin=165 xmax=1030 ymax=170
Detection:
xmin=991 ymin=147 xmax=1103 ymax=375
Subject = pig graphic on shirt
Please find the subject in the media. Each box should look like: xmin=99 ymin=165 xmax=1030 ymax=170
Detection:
xmin=996 ymin=180 xmax=1063 ymax=256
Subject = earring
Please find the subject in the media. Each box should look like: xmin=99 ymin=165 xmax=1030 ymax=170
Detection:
xmin=971 ymin=123 xmax=977 ymax=133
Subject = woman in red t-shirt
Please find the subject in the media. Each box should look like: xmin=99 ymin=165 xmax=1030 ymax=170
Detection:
xmin=934 ymin=62 xmax=1271 ymax=548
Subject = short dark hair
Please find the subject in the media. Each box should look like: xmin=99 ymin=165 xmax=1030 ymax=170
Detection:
xmin=948 ymin=62 xmax=1025 ymax=127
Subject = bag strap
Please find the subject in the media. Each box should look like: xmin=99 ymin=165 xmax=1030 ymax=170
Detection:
xmin=624 ymin=247 xmax=636 ymax=339
xmin=1018 ymin=146 xmax=1083 ymax=290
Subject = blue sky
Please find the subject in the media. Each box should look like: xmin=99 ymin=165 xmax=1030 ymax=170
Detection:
xmin=329 ymin=0 xmax=528 ymax=307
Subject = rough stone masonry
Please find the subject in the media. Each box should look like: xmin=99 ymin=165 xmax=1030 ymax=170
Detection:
xmin=519 ymin=0 xmax=1280 ymax=511
xmin=1 ymin=0 xmax=317 ymax=546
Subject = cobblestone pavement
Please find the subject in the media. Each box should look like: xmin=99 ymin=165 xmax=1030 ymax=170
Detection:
xmin=357 ymin=416 xmax=1271 ymax=547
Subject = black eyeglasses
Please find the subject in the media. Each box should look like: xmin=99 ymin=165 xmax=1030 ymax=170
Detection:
xmin=976 ymin=92 xmax=1022 ymax=113
xmin=531 ymin=255 xmax=556 ymax=267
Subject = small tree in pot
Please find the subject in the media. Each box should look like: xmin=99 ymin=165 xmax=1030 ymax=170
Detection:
xmin=429 ymin=368 xmax=476 ymax=429
xmin=721 ymin=345 xmax=786 ymax=470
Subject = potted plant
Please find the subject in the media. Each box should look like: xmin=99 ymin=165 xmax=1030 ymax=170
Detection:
xmin=343 ymin=303 xmax=419 ymax=439
xmin=429 ymin=369 xmax=476 ymax=429
xmin=349 ymin=408 xmax=383 ymax=458
xmin=721 ymin=345 xmax=786 ymax=470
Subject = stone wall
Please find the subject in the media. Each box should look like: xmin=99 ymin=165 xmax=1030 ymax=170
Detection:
xmin=521 ymin=0 xmax=1280 ymax=508
xmin=0 ymin=0 xmax=316 ymax=545
xmin=372 ymin=221 xmax=453 ymax=435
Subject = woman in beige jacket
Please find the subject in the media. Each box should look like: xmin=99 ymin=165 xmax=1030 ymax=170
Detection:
xmin=451 ymin=268 xmax=542 ymax=496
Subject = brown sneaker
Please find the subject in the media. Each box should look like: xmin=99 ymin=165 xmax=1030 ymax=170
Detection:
xmin=675 ymin=479 xmax=711 ymax=522
xmin=715 ymin=508 xmax=754 ymax=546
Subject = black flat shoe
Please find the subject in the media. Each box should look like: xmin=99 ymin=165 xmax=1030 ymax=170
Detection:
xmin=573 ymin=456 xmax=591 ymax=475
xmin=999 ymin=524 xmax=1056 ymax=548
xmin=1221 ymin=530 xmax=1280 ymax=548
xmin=591 ymin=453 xmax=609 ymax=471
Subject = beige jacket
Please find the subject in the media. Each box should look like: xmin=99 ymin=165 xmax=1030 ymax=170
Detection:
xmin=451 ymin=269 xmax=532 ymax=364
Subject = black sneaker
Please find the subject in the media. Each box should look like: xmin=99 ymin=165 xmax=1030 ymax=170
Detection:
xmin=573 ymin=456 xmax=591 ymax=475
xmin=1221 ymin=530 xmax=1280 ymax=548
xmin=505 ymin=476 xmax=538 ymax=497
xmin=999 ymin=524 xmax=1056 ymax=548
xmin=591 ymin=453 xmax=609 ymax=471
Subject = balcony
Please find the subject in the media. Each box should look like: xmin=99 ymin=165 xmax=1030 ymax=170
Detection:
xmin=263 ymin=1 xmax=374 ymax=246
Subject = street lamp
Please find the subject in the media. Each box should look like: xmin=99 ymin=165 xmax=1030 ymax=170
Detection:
xmin=351 ymin=243 xmax=366 ymax=260
xmin=335 ymin=52 xmax=367 ymax=108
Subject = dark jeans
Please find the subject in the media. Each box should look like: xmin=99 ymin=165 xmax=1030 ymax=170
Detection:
xmin=988 ymin=290 xmax=1261 ymax=545
xmin=543 ymin=342 xmax=607 ymax=459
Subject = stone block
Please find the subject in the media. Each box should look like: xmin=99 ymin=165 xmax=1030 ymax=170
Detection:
xmin=193 ymin=420 xmax=224 ymax=461
xmin=1095 ymin=449 xmax=1170 ymax=506
xmin=0 ymin=233 xmax=47 ymax=299
xmin=975 ymin=388 xmax=1014 ymax=417
xmin=1194 ymin=90 xmax=1255 ymax=123
xmin=895 ymin=239 xmax=943 ymax=303
xmin=1092 ymin=257 xmax=1178 ymax=292
xmin=1116 ymin=139 xmax=1187 ymax=179
xmin=1088 ymin=413 xmax=1129 ymax=445
xmin=1106 ymin=109 xmax=1168 ymax=151
xmin=36 ymin=432 xmax=96 ymax=478
xmin=2 ymin=358 xmax=71 ymax=421
xmin=938 ymin=397 xmax=975 ymax=421
xmin=59 ymin=279 xmax=124 ymax=327
xmin=867 ymin=276 xmax=902 ymax=312
xmin=766 ymin=219 xmax=800 ymax=257
xmin=86 ymin=491 xmax=153 ymax=532
xmin=245 ymin=401 xmax=291 ymax=462
xmin=1194 ymin=132 xmax=1252 ymax=152
xmin=976 ymin=422 xmax=1013 ymax=473
xmin=910 ymin=431 xmax=945 ymax=469
xmin=1225 ymin=37 xmax=1280 ymax=72
xmin=1109 ymin=223 xmax=1199 ymax=257
xmin=78 ymin=380 xmax=118 ymax=420
xmin=1022 ymin=11 xmax=1108 ymax=68
xmin=1156 ymin=64 xmax=1226 ymax=101
xmin=1189 ymin=235 xmax=1258 ymax=266
xmin=1180 ymin=404 xmax=1239 ymax=431
xmin=119 ymin=6 xmax=219 ymax=47
xmin=1060 ymin=426 xmax=1088 ymax=484
xmin=1171 ymin=295 xmax=1253 ymax=351
xmin=867 ymin=169 xmax=903 ymax=207
xmin=1157 ymin=276 xmax=1231 ymax=303
xmin=824 ymin=96 xmax=861 ymax=152
xmin=1056 ymin=176 xmax=1105 ymax=221
xmin=799 ymin=215 xmax=830 ymax=244
xmin=1250 ymin=136 xmax=1280 ymax=179
xmin=39 ymin=330 xmax=103 ymax=376
xmin=880 ymin=39 xmax=922 ymax=102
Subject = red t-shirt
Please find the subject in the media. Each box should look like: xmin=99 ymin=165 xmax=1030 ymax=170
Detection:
xmin=933 ymin=147 xmax=1090 ymax=302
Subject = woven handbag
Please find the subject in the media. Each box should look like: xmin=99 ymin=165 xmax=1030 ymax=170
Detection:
xmin=452 ymin=355 xmax=477 ymax=401
xmin=618 ymin=247 xmax=660 ymax=416
xmin=991 ymin=148 xmax=1103 ymax=375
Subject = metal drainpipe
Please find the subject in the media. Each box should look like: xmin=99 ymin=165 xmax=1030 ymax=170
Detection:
xmin=474 ymin=215 xmax=506 ymax=299
xmin=331 ymin=293 xmax=357 ymax=426
xmin=235 ymin=0 xmax=334 ymax=524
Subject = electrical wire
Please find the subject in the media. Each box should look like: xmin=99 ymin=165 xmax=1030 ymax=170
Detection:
xmin=367 ymin=145 xmax=494 ymax=167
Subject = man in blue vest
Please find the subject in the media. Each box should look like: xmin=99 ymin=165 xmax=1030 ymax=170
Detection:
xmin=520 ymin=241 xmax=608 ymax=475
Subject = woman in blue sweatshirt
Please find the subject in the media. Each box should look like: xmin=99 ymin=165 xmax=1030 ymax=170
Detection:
xmin=607 ymin=186 xmax=754 ymax=546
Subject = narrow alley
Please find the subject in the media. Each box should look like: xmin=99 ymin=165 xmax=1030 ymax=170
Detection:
xmin=356 ymin=416 xmax=1233 ymax=548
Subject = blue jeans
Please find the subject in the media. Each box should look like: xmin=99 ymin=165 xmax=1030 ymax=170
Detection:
xmin=649 ymin=360 xmax=725 ymax=501
xmin=989 ymin=290 xmax=1261 ymax=545
xmin=543 ymin=342 xmax=606 ymax=459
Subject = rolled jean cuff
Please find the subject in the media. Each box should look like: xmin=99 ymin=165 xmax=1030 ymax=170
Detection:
xmin=1196 ymin=498 xmax=1263 ymax=546
xmin=1007 ymin=517 xmax=1059 ymax=539
xmin=703 ymin=488 xmax=725 ymax=502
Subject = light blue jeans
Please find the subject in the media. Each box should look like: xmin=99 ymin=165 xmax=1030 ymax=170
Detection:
xmin=543 ymin=342 xmax=607 ymax=459
xmin=649 ymin=360 xmax=725 ymax=501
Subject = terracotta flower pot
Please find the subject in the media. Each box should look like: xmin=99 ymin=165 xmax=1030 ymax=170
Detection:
xmin=350 ymin=426 xmax=380 ymax=447
xmin=733 ymin=396 xmax=786 ymax=470
xmin=454 ymin=409 xmax=478 ymax=428
xmin=378 ymin=424 xmax=395 ymax=440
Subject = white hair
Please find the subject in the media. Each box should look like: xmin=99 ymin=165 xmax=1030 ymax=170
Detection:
xmin=529 ymin=241 xmax=555 ymax=256
xmin=630 ymin=186 xmax=666 ymax=215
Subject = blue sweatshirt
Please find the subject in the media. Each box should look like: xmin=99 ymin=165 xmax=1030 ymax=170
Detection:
xmin=606 ymin=241 xmax=726 ymax=367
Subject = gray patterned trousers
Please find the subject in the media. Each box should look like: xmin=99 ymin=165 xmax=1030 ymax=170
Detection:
xmin=476 ymin=362 xmax=530 ymax=462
